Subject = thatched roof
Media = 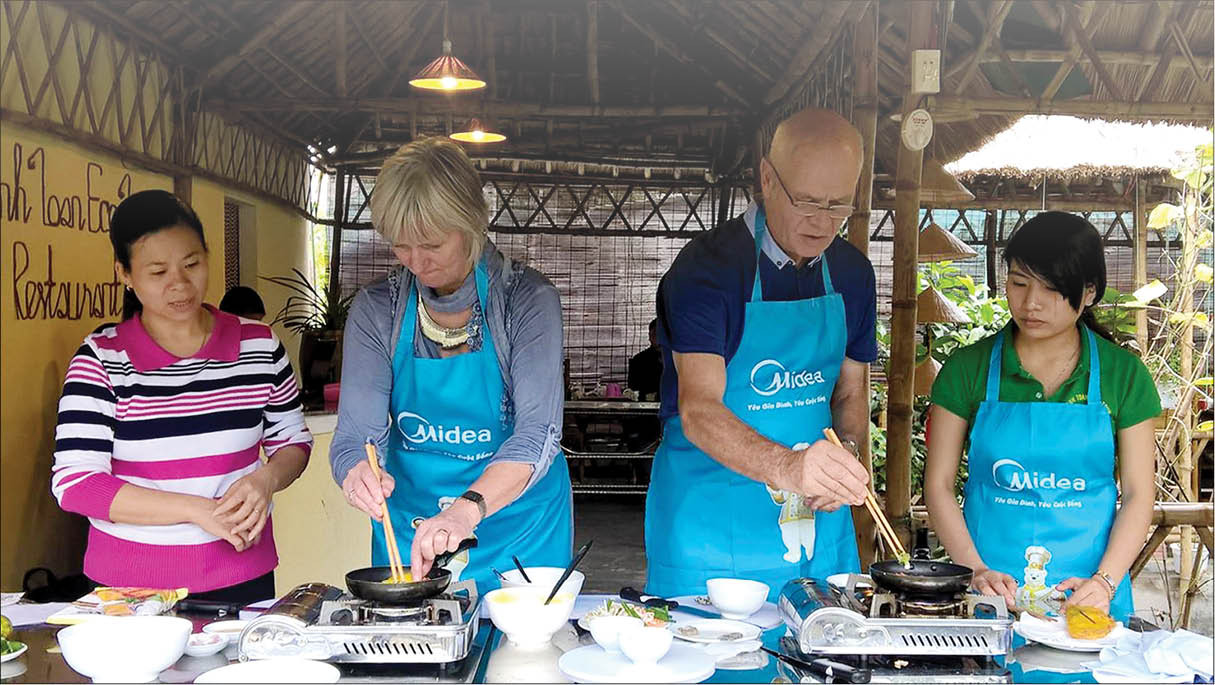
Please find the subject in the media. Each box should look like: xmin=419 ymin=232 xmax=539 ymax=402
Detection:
xmin=945 ymin=115 xmax=1211 ymax=182
xmin=41 ymin=0 xmax=1215 ymax=184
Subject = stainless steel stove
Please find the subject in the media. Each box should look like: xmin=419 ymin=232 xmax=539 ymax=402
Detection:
xmin=238 ymin=582 xmax=481 ymax=665
xmin=777 ymin=576 xmax=1014 ymax=683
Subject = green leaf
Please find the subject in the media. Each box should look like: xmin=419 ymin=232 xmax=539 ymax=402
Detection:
xmin=1133 ymin=280 xmax=1168 ymax=303
xmin=1148 ymin=203 xmax=1183 ymax=229
xmin=1195 ymin=263 xmax=1213 ymax=284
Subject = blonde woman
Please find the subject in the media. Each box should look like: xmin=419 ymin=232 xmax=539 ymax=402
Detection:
xmin=330 ymin=137 xmax=572 ymax=590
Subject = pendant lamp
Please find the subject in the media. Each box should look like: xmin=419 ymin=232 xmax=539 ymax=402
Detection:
xmin=409 ymin=2 xmax=486 ymax=91
xmin=920 ymin=159 xmax=974 ymax=206
xmin=919 ymin=221 xmax=978 ymax=262
xmin=450 ymin=118 xmax=506 ymax=143
xmin=916 ymin=285 xmax=970 ymax=324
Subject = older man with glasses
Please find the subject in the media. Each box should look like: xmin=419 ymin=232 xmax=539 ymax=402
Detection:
xmin=645 ymin=108 xmax=876 ymax=599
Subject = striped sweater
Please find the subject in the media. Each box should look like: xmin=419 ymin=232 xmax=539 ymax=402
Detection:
xmin=52 ymin=305 xmax=313 ymax=592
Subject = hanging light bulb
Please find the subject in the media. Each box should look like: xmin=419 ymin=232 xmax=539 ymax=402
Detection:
xmin=450 ymin=118 xmax=506 ymax=143
xmin=410 ymin=3 xmax=486 ymax=91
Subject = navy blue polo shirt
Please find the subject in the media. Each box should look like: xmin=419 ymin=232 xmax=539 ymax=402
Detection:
xmin=656 ymin=204 xmax=878 ymax=421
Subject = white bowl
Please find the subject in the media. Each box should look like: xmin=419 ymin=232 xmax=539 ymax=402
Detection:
xmin=57 ymin=615 xmax=192 ymax=683
xmin=585 ymin=615 xmax=642 ymax=653
xmin=194 ymin=658 xmax=340 ymax=683
xmin=484 ymin=586 xmax=576 ymax=648
xmin=201 ymin=620 xmax=249 ymax=641
xmin=184 ymin=633 xmax=227 ymax=658
xmin=497 ymin=567 xmax=586 ymax=598
xmin=706 ymin=578 xmax=769 ymax=620
xmin=618 ymin=625 xmax=673 ymax=665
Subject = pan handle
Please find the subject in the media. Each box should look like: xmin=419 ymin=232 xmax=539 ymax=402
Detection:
xmin=431 ymin=537 xmax=478 ymax=574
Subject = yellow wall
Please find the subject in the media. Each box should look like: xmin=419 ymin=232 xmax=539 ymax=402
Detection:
xmin=272 ymin=423 xmax=370 ymax=595
xmin=0 ymin=122 xmax=313 ymax=590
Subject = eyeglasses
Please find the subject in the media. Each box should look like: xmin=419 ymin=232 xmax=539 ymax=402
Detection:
xmin=767 ymin=159 xmax=854 ymax=220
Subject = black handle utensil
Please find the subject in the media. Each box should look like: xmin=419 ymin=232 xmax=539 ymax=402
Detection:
xmin=544 ymin=540 xmax=593 ymax=605
xmin=619 ymin=586 xmax=678 ymax=611
xmin=511 ymin=555 xmax=532 ymax=583
xmin=761 ymin=647 xmax=871 ymax=684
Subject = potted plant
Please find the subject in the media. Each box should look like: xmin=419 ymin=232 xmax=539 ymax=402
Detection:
xmin=261 ymin=268 xmax=354 ymax=407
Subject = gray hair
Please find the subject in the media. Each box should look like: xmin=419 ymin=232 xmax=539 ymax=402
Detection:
xmin=370 ymin=137 xmax=489 ymax=271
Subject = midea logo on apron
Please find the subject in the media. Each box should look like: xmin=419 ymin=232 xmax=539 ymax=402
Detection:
xmin=749 ymin=359 xmax=826 ymax=397
xmin=992 ymin=459 xmax=1087 ymax=492
xmin=397 ymin=411 xmax=493 ymax=445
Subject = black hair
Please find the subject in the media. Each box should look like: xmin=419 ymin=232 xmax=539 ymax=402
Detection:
xmin=648 ymin=318 xmax=659 ymax=334
xmin=219 ymin=286 xmax=266 ymax=319
xmin=1002 ymin=211 xmax=1113 ymax=341
xmin=109 ymin=190 xmax=207 ymax=320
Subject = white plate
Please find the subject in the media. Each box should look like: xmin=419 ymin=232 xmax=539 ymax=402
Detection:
xmin=201 ymin=620 xmax=249 ymax=641
xmin=668 ymin=595 xmax=782 ymax=630
xmin=194 ymin=658 xmax=340 ymax=683
xmin=0 ymin=643 xmax=27 ymax=663
xmin=558 ymin=644 xmax=716 ymax=684
xmin=239 ymin=599 xmax=277 ymax=622
xmin=185 ymin=633 xmax=227 ymax=658
xmin=825 ymin=574 xmax=872 ymax=589
xmin=1014 ymin=614 xmax=1131 ymax=652
xmin=668 ymin=618 xmax=761 ymax=644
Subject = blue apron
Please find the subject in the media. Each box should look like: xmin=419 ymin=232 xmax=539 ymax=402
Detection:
xmin=372 ymin=258 xmax=574 ymax=593
xmin=645 ymin=210 xmax=859 ymax=601
xmin=963 ymin=326 xmax=1133 ymax=621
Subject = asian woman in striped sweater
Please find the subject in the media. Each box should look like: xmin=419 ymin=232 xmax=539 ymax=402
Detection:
xmin=51 ymin=190 xmax=313 ymax=604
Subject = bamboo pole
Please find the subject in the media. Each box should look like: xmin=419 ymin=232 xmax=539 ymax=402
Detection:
xmin=849 ymin=0 xmax=879 ymax=570
xmin=886 ymin=1 xmax=934 ymax=552
xmin=335 ymin=3 xmax=348 ymax=98
xmin=1178 ymin=181 xmax=1197 ymax=603
xmin=926 ymin=95 xmax=1210 ymax=120
xmin=1134 ymin=178 xmax=1149 ymax=353
xmin=210 ymin=98 xmax=746 ymax=118
xmin=985 ymin=210 xmax=998 ymax=287
xmin=328 ymin=169 xmax=347 ymax=311
xmin=174 ymin=175 xmax=193 ymax=206
xmin=587 ymin=0 xmax=599 ymax=106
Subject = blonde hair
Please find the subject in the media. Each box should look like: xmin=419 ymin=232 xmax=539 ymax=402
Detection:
xmin=370 ymin=137 xmax=489 ymax=272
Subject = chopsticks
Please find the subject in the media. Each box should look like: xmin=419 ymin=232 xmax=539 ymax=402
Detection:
xmin=823 ymin=428 xmax=909 ymax=565
xmin=365 ymin=439 xmax=408 ymax=582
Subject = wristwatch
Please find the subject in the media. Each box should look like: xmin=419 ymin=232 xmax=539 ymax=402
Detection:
xmin=458 ymin=489 xmax=488 ymax=521
xmin=840 ymin=439 xmax=860 ymax=457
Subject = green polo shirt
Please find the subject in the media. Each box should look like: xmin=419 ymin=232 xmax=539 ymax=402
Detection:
xmin=931 ymin=324 xmax=1162 ymax=445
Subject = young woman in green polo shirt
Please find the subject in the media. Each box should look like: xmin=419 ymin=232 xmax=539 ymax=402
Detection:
xmin=925 ymin=211 xmax=1160 ymax=621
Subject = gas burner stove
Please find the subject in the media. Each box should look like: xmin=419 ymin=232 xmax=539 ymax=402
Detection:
xmin=239 ymin=582 xmax=481 ymax=664
xmin=775 ymin=636 xmax=1012 ymax=684
xmin=778 ymin=577 xmax=1013 ymax=661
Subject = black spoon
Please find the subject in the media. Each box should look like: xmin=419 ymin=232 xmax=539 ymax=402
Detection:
xmin=544 ymin=540 xmax=593 ymax=605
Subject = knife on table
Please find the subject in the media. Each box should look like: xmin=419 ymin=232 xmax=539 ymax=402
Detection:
xmin=618 ymin=587 xmax=722 ymax=620
xmin=761 ymin=646 xmax=871 ymax=684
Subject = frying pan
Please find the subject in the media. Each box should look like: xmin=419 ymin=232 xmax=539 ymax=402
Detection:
xmin=868 ymin=559 xmax=973 ymax=597
xmin=345 ymin=537 xmax=477 ymax=604
xmin=867 ymin=527 xmax=972 ymax=597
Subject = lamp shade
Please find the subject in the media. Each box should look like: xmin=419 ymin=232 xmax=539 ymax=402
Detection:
xmin=914 ymin=356 xmax=942 ymax=396
xmin=450 ymin=118 xmax=506 ymax=143
xmin=916 ymin=285 xmax=970 ymax=323
xmin=409 ymin=40 xmax=486 ymax=91
xmin=919 ymin=222 xmax=978 ymax=262
xmin=919 ymin=159 xmax=974 ymax=205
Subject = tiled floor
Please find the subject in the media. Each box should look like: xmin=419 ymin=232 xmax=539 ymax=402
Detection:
xmin=572 ymin=497 xmax=1214 ymax=635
